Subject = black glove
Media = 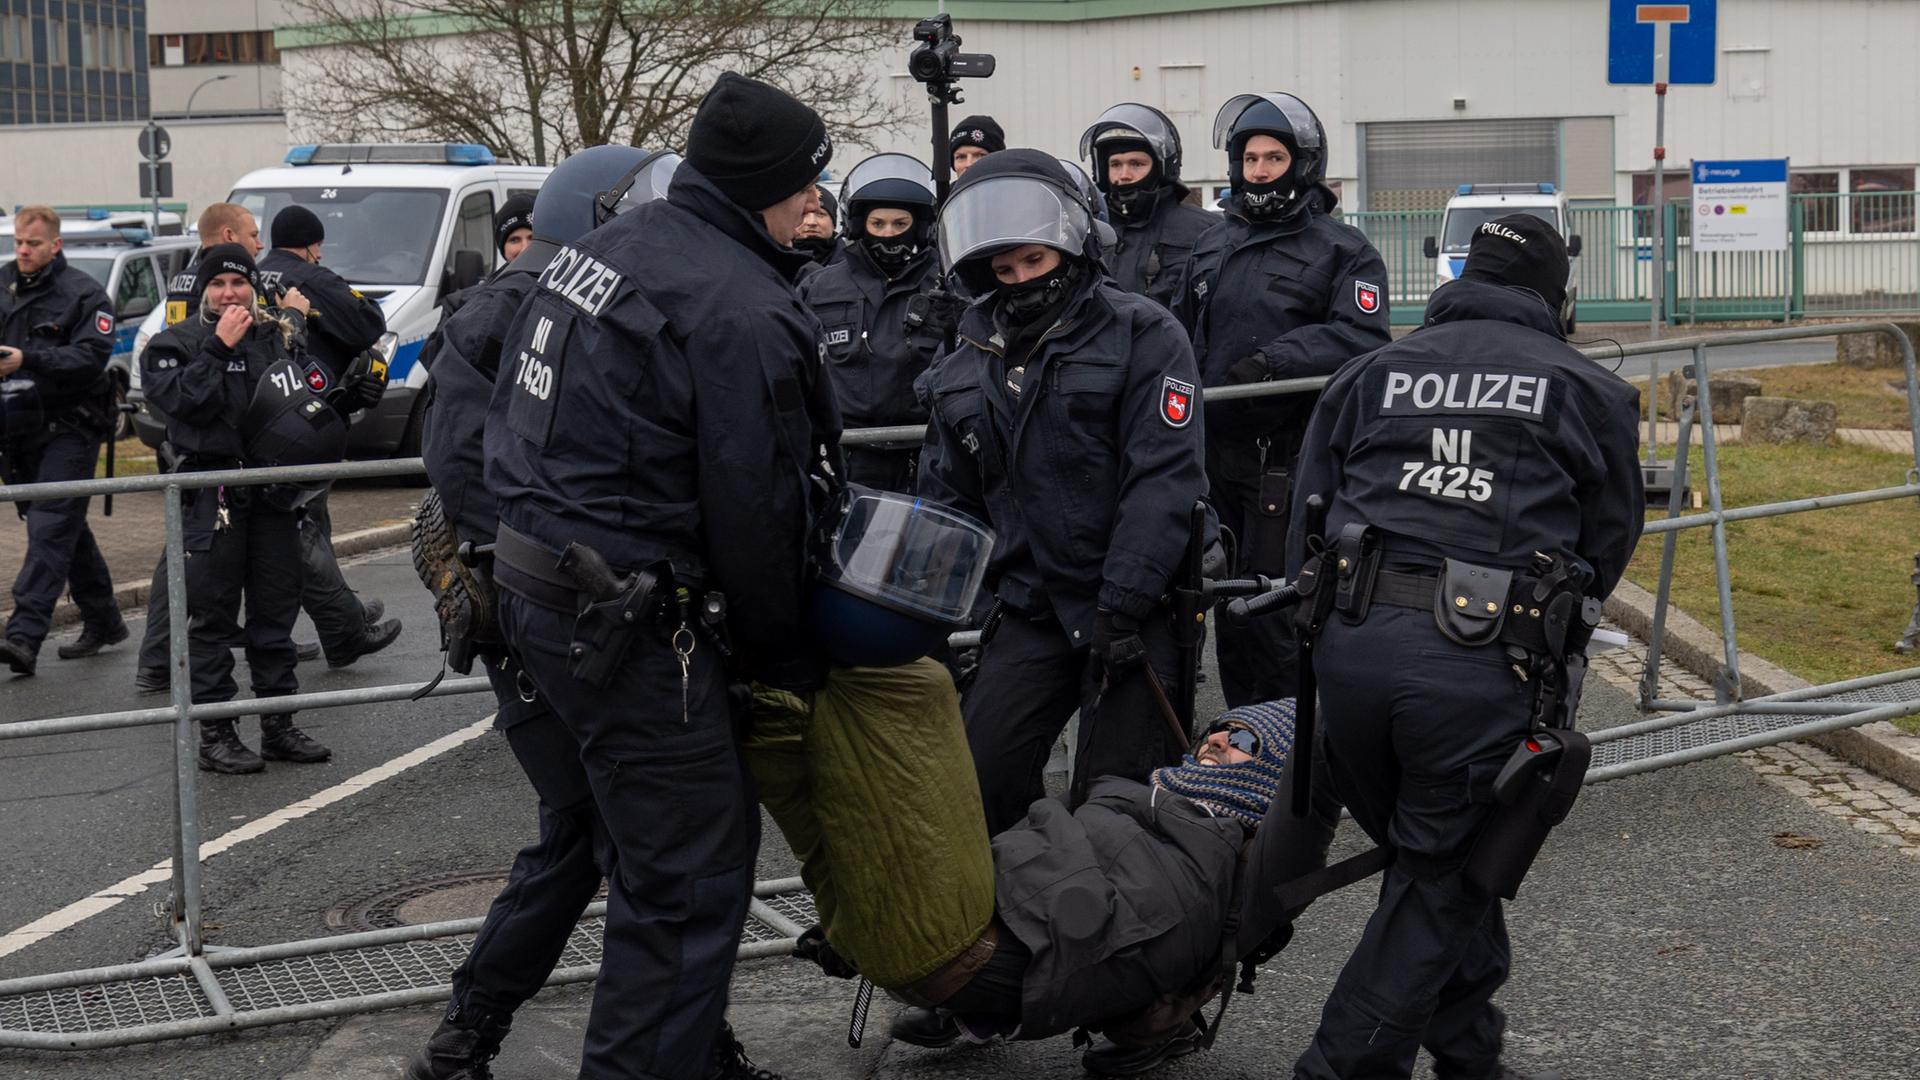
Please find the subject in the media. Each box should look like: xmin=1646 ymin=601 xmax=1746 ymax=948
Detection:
xmin=905 ymin=287 xmax=966 ymax=343
xmin=794 ymin=924 xmax=859 ymax=979
xmin=329 ymin=354 xmax=390 ymax=415
xmin=1223 ymin=351 xmax=1270 ymax=385
xmin=1090 ymin=608 xmax=1149 ymax=671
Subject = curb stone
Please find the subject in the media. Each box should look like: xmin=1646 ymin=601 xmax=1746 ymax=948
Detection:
xmin=31 ymin=522 xmax=414 ymax=636
xmin=1603 ymin=576 xmax=1920 ymax=793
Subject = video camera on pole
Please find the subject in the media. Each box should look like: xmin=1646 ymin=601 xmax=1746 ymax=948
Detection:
xmin=908 ymin=14 xmax=994 ymax=201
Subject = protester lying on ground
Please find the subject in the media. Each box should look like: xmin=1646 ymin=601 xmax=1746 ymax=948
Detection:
xmin=745 ymin=662 xmax=1295 ymax=1073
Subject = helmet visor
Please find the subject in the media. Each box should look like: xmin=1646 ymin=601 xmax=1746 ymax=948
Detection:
xmin=841 ymin=153 xmax=936 ymax=207
xmin=938 ymin=175 xmax=1091 ymax=273
xmin=598 ymin=151 xmax=682 ymax=222
xmin=822 ymin=490 xmax=994 ymax=624
xmin=1211 ymin=93 xmax=1322 ymax=151
xmin=1080 ymin=103 xmax=1178 ymax=164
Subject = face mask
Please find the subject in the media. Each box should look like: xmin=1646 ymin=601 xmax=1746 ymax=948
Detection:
xmin=1238 ymin=179 xmax=1297 ymax=220
xmin=793 ymin=235 xmax=838 ymax=263
xmin=861 ymin=235 xmax=918 ymax=276
xmin=1107 ymin=182 xmax=1159 ymax=222
xmin=999 ymin=260 xmax=1078 ymax=327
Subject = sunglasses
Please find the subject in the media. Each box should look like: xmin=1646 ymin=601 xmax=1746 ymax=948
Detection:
xmin=1194 ymin=720 xmax=1260 ymax=759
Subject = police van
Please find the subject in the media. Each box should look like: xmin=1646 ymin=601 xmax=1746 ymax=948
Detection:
xmin=127 ymin=144 xmax=551 ymax=457
xmin=1423 ymin=183 xmax=1582 ymax=331
xmin=0 ymin=211 xmax=197 ymax=437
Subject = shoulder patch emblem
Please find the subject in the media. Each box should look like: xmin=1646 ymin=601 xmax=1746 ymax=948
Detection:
xmin=304 ymin=361 xmax=330 ymax=392
xmin=95 ymin=310 xmax=115 ymax=335
xmin=1354 ymin=280 xmax=1382 ymax=315
xmin=1161 ymin=375 xmax=1195 ymax=428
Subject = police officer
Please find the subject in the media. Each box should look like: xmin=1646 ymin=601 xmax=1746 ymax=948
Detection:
xmin=1080 ymin=103 xmax=1216 ymax=309
xmin=800 ymin=153 xmax=945 ymax=491
xmin=948 ymin=114 xmax=1004 ymax=177
xmin=256 ymin=205 xmax=403 ymax=668
xmin=482 ymin=73 xmax=836 ymax=1080
xmin=0 ymin=206 xmax=123 ymax=676
xmin=792 ymin=182 xmax=844 ymax=269
xmin=495 ymin=193 xmax=535 ymax=264
xmin=408 ymin=145 xmax=803 ymax=1080
xmin=139 ymin=244 xmax=340 ymax=773
xmin=1282 ymin=215 xmax=1641 ymax=1080
xmin=918 ymin=150 xmax=1207 ymax=833
xmin=1174 ymin=92 xmax=1392 ymax=708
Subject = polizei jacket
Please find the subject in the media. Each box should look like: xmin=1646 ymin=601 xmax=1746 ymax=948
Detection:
xmin=140 ymin=306 xmax=308 ymax=464
xmin=916 ymin=278 xmax=1207 ymax=640
xmin=484 ymin=165 xmax=842 ymax=690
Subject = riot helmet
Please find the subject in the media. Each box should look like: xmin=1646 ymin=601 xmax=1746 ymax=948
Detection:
xmin=1055 ymin=158 xmax=1118 ymax=261
xmin=937 ymin=149 xmax=1095 ymax=298
xmin=807 ymin=486 xmax=995 ymax=667
xmin=840 ymin=153 xmax=937 ymax=275
xmin=1080 ymin=103 xmax=1187 ymax=221
xmin=241 ymin=358 xmax=349 ymax=468
xmin=1212 ymin=92 xmax=1326 ymax=220
xmin=532 ymin=145 xmax=681 ymax=245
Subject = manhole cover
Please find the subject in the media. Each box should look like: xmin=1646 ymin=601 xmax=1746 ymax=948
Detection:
xmin=327 ymin=870 xmax=607 ymax=932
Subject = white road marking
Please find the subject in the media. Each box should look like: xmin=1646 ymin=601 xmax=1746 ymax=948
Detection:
xmin=0 ymin=715 xmax=495 ymax=961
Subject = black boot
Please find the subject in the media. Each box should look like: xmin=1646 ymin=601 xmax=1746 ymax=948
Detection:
xmin=260 ymin=714 xmax=331 ymax=764
xmin=57 ymin=621 xmax=129 ymax=660
xmin=0 ymin=638 xmax=36 ymax=677
xmin=709 ymin=1021 xmax=785 ymax=1080
xmin=326 ymin=617 xmax=403 ymax=668
xmin=135 ymin=667 xmax=169 ymax=694
xmin=362 ymin=598 xmax=386 ymax=624
xmin=197 ymin=720 xmax=265 ymax=774
xmin=404 ymin=1011 xmax=510 ymax=1080
xmin=889 ymin=1007 xmax=960 ymax=1049
xmin=1081 ymin=1017 xmax=1206 ymax=1076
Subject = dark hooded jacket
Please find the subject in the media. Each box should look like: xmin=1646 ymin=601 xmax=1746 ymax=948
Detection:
xmin=1106 ymin=183 xmax=1216 ymax=311
xmin=1171 ymin=185 xmax=1391 ymax=442
xmin=993 ymin=778 xmax=1244 ymax=1039
xmin=255 ymin=248 xmax=387 ymax=390
xmin=484 ymin=165 xmax=842 ymax=690
xmin=0 ymin=253 xmax=115 ymax=429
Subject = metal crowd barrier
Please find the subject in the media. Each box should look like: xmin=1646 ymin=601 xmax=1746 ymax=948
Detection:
xmin=2 ymin=323 xmax=1918 ymax=1050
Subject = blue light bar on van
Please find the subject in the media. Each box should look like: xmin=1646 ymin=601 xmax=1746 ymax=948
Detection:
xmin=283 ymin=143 xmax=499 ymax=166
xmin=1538 ymin=182 xmax=1556 ymax=194
xmin=1457 ymin=184 xmax=1473 ymax=195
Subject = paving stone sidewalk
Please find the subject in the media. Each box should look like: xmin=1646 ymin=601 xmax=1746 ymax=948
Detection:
xmin=0 ymin=475 xmax=426 ymax=628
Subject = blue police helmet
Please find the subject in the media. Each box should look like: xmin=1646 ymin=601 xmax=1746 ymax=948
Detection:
xmin=808 ymin=486 xmax=995 ymax=668
xmin=531 ymin=145 xmax=682 ymax=245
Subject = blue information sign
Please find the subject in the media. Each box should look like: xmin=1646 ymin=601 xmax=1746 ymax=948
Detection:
xmin=1608 ymin=0 xmax=1717 ymax=85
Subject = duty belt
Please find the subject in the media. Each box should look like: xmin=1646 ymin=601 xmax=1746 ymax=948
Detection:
xmin=1362 ymin=565 xmax=1593 ymax=663
xmin=493 ymin=523 xmax=674 ymax=621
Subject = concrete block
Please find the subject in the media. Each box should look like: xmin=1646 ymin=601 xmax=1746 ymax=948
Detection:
xmin=1666 ymin=370 xmax=1766 ymax=422
xmin=1742 ymin=396 xmax=1839 ymax=445
xmin=1835 ymin=321 xmax=1920 ymax=369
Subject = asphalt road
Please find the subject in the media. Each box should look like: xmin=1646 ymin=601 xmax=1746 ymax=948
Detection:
xmin=5 ymin=550 xmax=1920 ymax=1079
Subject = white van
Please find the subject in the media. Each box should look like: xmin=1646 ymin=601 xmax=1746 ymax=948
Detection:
xmin=128 ymin=143 xmax=550 ymax=457
xmin=1423 ymin=183 xmax=1582 ymax=331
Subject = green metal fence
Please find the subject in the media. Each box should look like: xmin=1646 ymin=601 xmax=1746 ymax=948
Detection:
xmin=1342 ymin=192 xmax=1920 ymax=326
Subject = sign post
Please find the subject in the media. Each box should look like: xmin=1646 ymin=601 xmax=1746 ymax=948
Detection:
xmin=138 ymin=122 xmax=172 ymax=231
xmin=1609 ymin=0 xmax=1716 ymax=488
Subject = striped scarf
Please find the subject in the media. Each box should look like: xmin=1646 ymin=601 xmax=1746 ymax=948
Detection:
xmin=1150 ymin=699 xmax=1297 ymax=828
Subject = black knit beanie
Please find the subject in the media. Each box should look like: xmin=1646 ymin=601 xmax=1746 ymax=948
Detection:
xmin=1461 ymin=212 xmax=1569 ymax=313
xmin=271 ymin=205 xmax=325 ymax=250
xmin=949 ymin=115 xmax=1005 ymax=158
xmin=686 ymin=72 xmax=832 ymax=211
xmin=494 ymin=194 xmax=535 ymax=255
xmin=815 ymin=184 xmax=838 ymax=225
xmin=193 ymin=242 xmax=259 ymax=297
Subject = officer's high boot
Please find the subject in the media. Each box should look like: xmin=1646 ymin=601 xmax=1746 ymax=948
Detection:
xmin=259 ymin=714 xmax=331 ymax=764
xmin=0 ymin=638 xmax=38 ymax=677
xmin=404 ymin=1010 xmax=511 ymax=1080
xmin=709 ymin=1020 xmax=786 ymax=1080
xmin=198 ymin=720 xmax=265 ymax=774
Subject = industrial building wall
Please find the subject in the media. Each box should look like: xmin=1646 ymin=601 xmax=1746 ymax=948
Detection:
xmin=0 ymin=118 xmax=290 ymax=220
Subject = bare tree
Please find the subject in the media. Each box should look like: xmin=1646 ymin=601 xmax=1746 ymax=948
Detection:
xmin=281 ymin=0 xmax=913 ymax=165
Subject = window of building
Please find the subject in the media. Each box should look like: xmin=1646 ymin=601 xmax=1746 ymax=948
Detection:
xmin=1791 ymin=171 xmax=1840 ymax=233
xmin=154 ymin=31 xmax=281 ymax=68
xmin=1630 ymin=170 xmax=1693 ymax=238
xmin=261 ymin=32 xmax=280 ymax=63
xmin=235 ymin=31 xmax=258 ymax=64
xmin=45 ymin=18 xmax=66 ymax=67
xmin=1850 ymin=167 xmax=1916 ymax=235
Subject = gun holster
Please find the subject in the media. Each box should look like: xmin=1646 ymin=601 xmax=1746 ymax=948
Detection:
xmin=1331 ymin=522 xmax=1381 ymax=624
xmin=558 ymin=550 xmax=662 ymax=690
xmin=1465 ymin=727 xmax=1592 ymax=899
